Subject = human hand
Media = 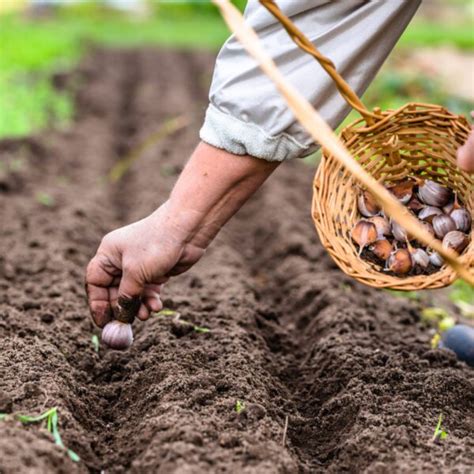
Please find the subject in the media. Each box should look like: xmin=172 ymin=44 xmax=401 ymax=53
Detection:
xmin=456 ymin=112 xmax=474 ymax=173
xmin=85 ymin=205 xmax=206 ymax=328
xmin=85 ymin=142 xmax=279 ymax=329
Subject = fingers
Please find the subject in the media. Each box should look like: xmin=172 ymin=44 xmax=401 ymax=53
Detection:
xmin=109 ymin=284 xmax=163 ymax=322
xmin=457 ymin=119 xmax=474 ymax=173
xmin=86 ymin=255 xmax=118 ymax=327
xmin=86 ymin=285 xmax=113 ymax=328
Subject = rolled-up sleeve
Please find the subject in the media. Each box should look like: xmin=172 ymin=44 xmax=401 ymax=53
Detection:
xmin=200 ymin=0 xmax=421 ymax=162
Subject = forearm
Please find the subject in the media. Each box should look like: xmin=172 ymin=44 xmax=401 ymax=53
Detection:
xmin=158 ymin=141 xmax=279 ymax=248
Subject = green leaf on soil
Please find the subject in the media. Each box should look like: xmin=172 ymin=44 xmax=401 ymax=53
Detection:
xmin=0 ymin=413 xmax=8 ymax=421
xmin=15 ymin=407 xmax=80 ymax=462
xmin=67 ymin=449 xmax=81 ymax=462
xmin=235 ymin=400 xmax=245 ymax=414
xmin=193 ymin=325 xmax=210 ymax=334
xmin=35 ymin=192 xmax=55 ymax=207
xmin=432 ymin=413 xmax=448 ymax=442
xmin=91 ymin=334 xmax=100 ymax=352
xmin=154 ymin=308 xmax=177 ymax=317
xmin=430 ymin=333 xmax=441 ymax=350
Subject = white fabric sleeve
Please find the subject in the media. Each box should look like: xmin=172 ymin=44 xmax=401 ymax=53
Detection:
xmin=200 ymin=0 xmax=421 ymax=162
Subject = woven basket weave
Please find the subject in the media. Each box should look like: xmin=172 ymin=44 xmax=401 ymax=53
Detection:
xmin=260 ymin=0 xmax=473 ymax=290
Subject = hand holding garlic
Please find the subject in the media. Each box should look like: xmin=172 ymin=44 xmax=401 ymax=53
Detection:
xmin=101 ymin=296 xmax=140 ymax=350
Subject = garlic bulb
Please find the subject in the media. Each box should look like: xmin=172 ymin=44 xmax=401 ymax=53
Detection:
xmin=357 ymin=190 xmax=380 ymax=217
xmin=418 ymin=179 xmax=453 ymax=207
xmin=101 ymin=320 xmax=134 ymax=350
xmin=450 ymin=208 xmax=472 ymax=233
xmin=442 ymin=231 xmax=469 ymax=254
xmin=432 ymin=215 xmax=456 ymax=239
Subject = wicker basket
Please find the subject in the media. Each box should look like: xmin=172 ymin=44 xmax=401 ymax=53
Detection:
xmin=313 ymin=104 xmax=473 ymax=289
xmin=260 ymin=0 xmax=473 ymax=290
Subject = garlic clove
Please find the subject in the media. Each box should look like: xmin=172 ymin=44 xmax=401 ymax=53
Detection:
xmin=351 ymin=220 xmax=378 ymax=253
xmin=368 ymin=216 xmax=391 ymax=238
xmin=391 ymin=219 xmax=410 ymax=242
xmin=387 ymin=180 xmax=414 ymax=204
xmin=101 ymin=320 xmax=134 ymax=350
xmin=409 ymin=247 xmax=430 ymax=270
xmin=387 ymin=249 xmax=412 ymax=275
xmin=432 ymin=214 xmax=456 ymax=239
xmin=357 ymin=190 xmax=380 ymax=217
xmin=369 ymin=239 xmax=393 ymax=260
xmin=417 ymin=179 xmax=453 ymax=207
xmin=450 ymin=208 xmax=472 ymax=233
xmin=442 ymin=230 xmax=469 ymax=254
xmin=418 ymin=206 xmax=443 ymax=223
xmin=428 ymin=251 xmax=444 ymax=267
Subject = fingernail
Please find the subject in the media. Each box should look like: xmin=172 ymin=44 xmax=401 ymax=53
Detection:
xmin=116 ymin=296 xmax=141 ymax=324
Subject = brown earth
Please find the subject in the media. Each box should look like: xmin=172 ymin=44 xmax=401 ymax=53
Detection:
xmin=0 ymin=48 xmax=473 ymax=474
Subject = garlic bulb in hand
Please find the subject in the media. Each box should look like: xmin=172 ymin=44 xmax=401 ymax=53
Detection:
xmin=101 ymin=320 xmax=134 ymax=350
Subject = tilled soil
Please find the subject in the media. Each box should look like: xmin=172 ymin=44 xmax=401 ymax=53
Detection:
xmin=0 ymin=48 xmax=473 ymax=474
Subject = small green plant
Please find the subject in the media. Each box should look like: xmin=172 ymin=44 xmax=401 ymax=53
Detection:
xmin=35 ymin=192 xmax=55 ymax=207
xmin=432 ymin=413 xmax=448 ymax=443
xmin=157 ymin=310 xmax=210 ymax=334
xmin=91 ymin=334 xmax=100 ymax=353
xmin=0 ymin=407 xmax=80 ymax=462
xmin=153 ymin=308 xmax=177 ymax=317
xmin=235 ymin=400 xmax=245 ymax=414
xmin=193 ymin=325 xmax=210 ymax=334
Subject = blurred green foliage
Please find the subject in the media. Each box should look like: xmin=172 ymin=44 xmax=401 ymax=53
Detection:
xmin=0 ymin=0 xmax=472 ymax=139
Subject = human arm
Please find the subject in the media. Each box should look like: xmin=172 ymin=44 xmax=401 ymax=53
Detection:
xmin=85 ymin=142 xmax=279 ymax=326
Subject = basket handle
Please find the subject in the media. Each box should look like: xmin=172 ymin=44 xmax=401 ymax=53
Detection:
xmin=259 ymin=0 xmax=381 ymax=125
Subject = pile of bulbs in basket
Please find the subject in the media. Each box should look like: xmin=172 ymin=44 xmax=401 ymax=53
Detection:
xmin=352 ymin=178 xmax=472 ymax=276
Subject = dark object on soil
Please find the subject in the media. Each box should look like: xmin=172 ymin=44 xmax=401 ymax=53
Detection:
xmin=439 ymin=325 xmax=474 ymax=367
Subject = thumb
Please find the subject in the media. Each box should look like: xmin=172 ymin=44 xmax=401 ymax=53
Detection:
xmin=116 ymin=267 xmax=144 ymax=323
